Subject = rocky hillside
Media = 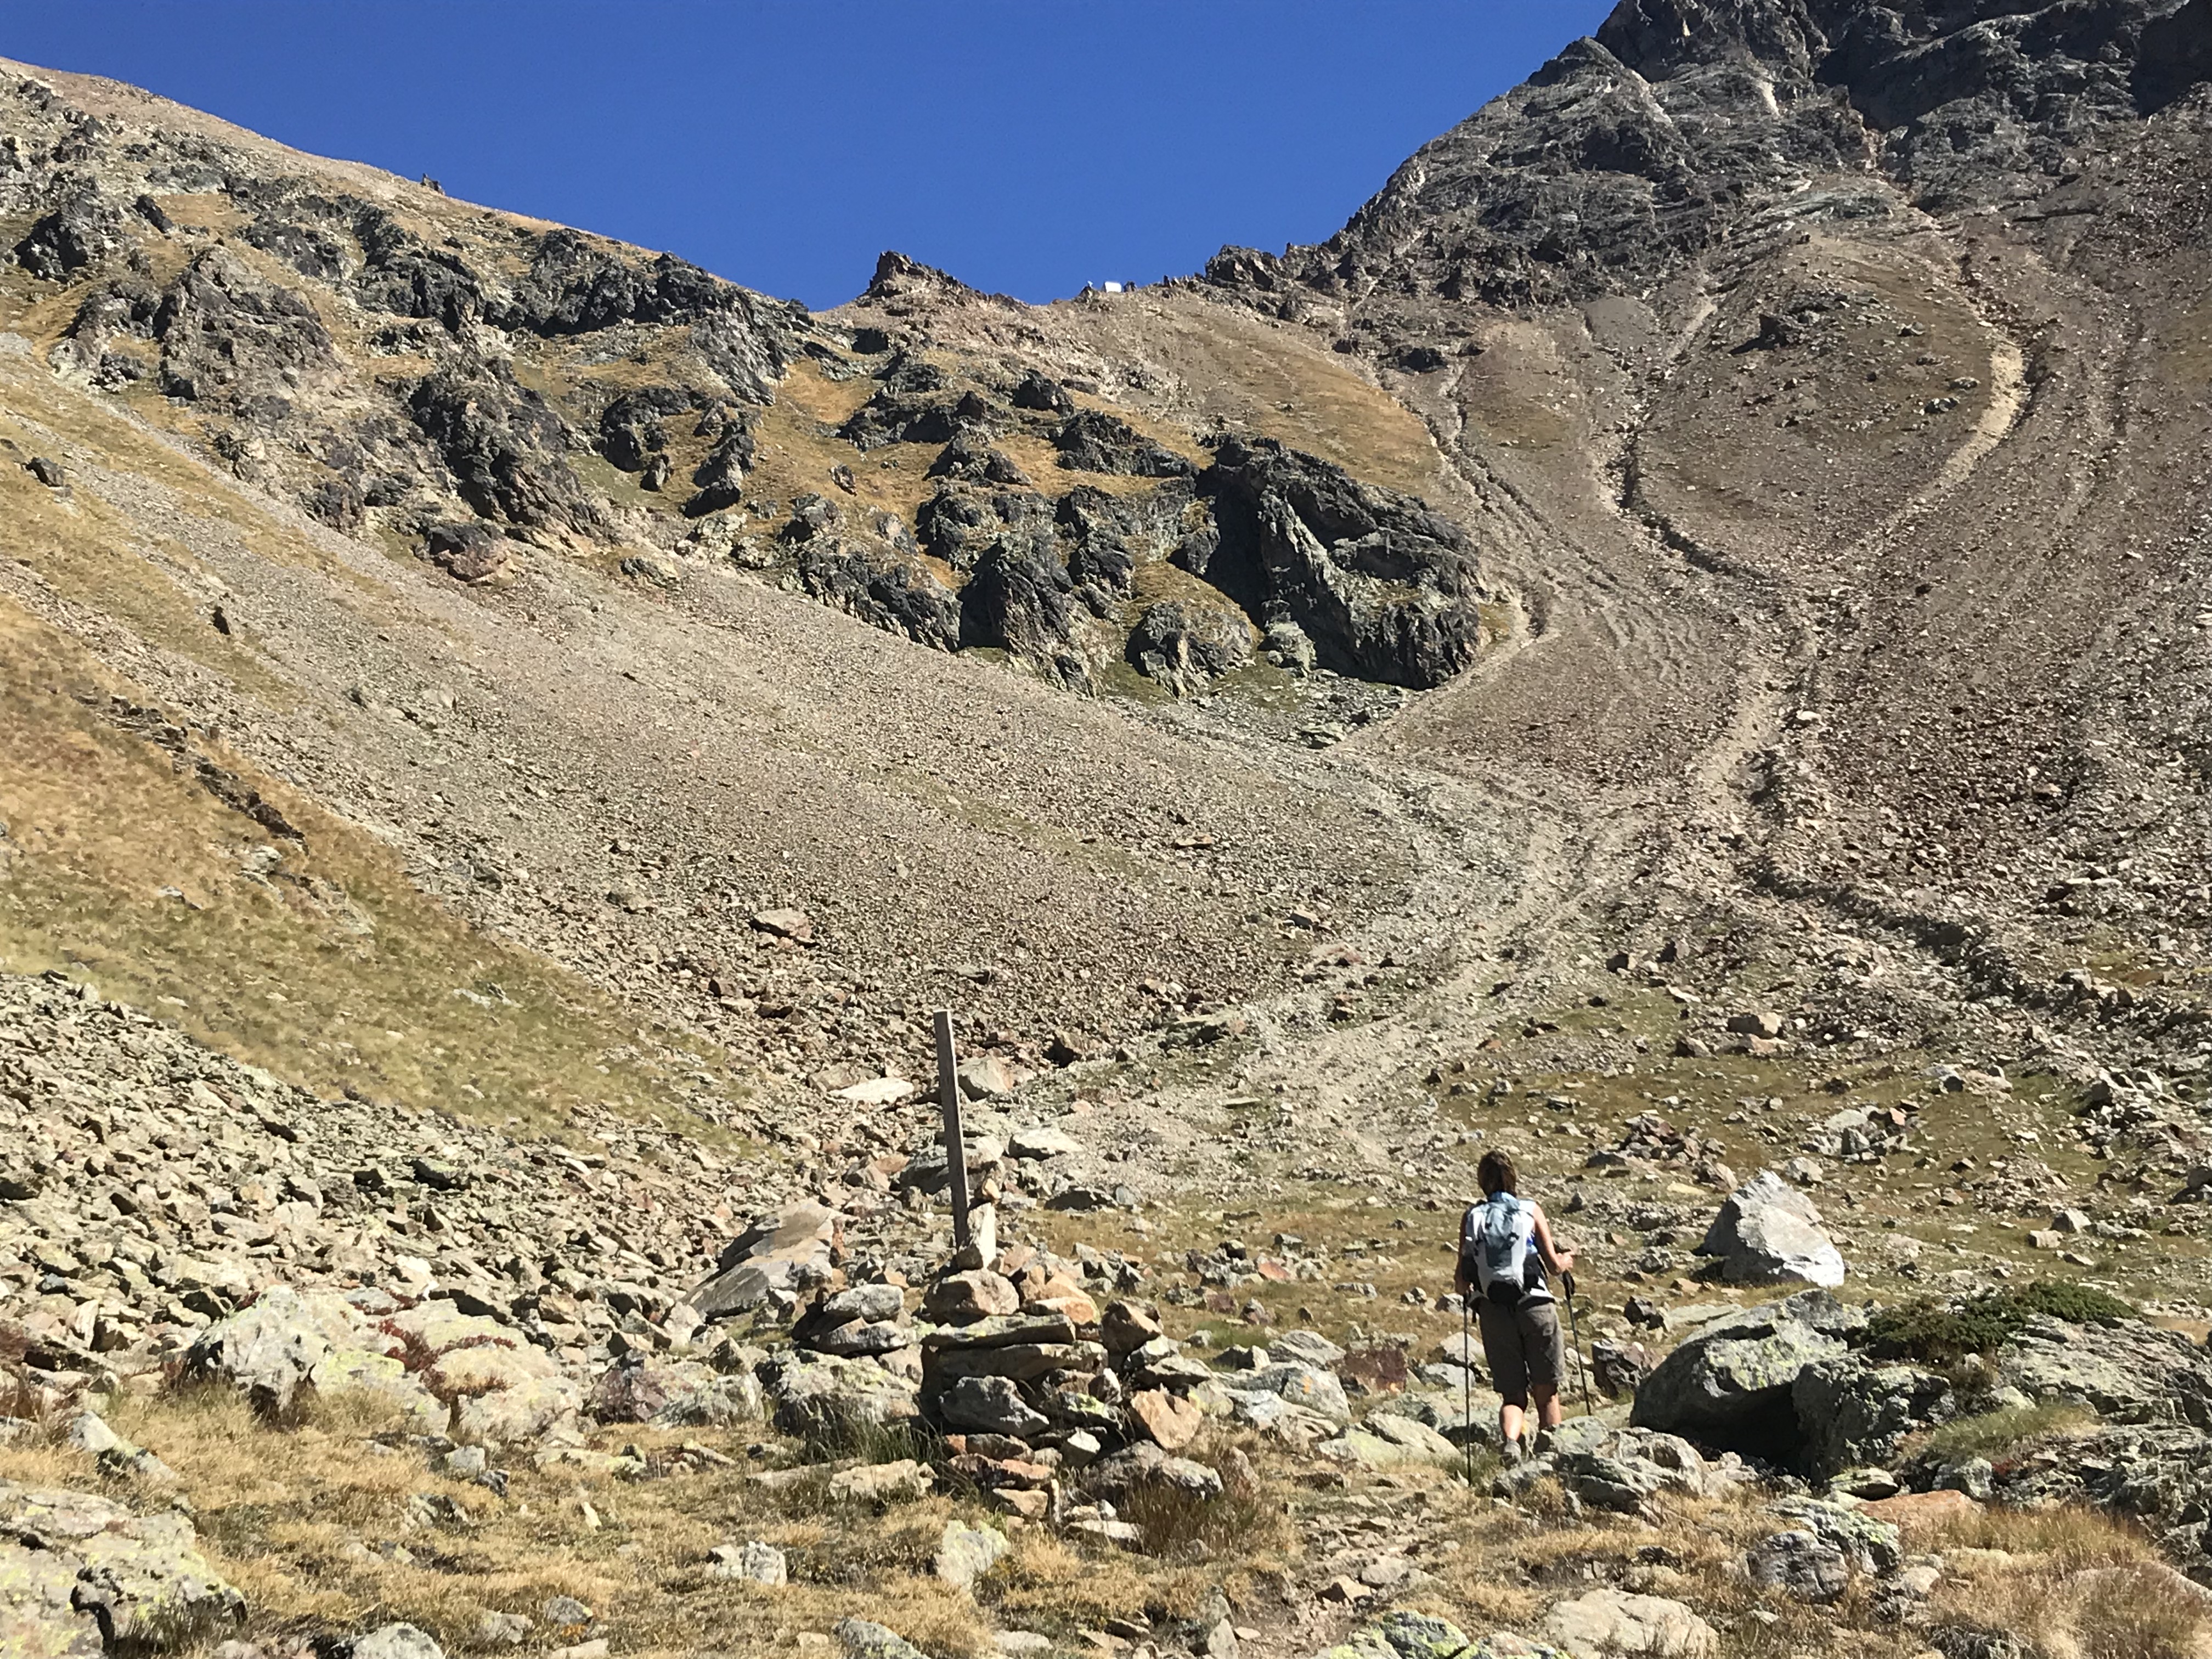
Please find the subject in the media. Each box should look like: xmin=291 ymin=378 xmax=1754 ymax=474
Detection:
xmin=9 ymin=4 xmax=2212 ymax=1658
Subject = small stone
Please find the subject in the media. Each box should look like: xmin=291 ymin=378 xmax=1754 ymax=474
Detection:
xmin=477 ymin=1613 xmax=531 ymax=1646
xmin=1128 ymin=1387 xmax=1202 ymax=1450
xmin=751 ymin=908 xmax=814 ymax=943
xmin=834 ymin=1077 xmax=915 ymax=1106
xmin=541 ymin=1596 xmax=592 ymax=1630
xmin=707 ymin=1541 xmax=788 ymax=1586
xmin=1101 ymin=1300 xmax=1162 ymax=1355
xmin=827 ymin=1459 xmax=932 ymax=1504
xmin=352 ymin=1627 xmax=447 ymax=1659
xmin=934 ymin=1520 xmax=1010 ymax=1592
xmin=836 ymin=1617 xmax=928 ymax=1659
xmin=957 ymin=1054 xmax=1018 ymax=1101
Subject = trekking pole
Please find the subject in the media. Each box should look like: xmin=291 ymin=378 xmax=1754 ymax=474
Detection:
xmin=1561 ymin=1270 xmax=1595 ymax=1419
xmin=1460 ymin=1297 xmax=1474 ymax=1484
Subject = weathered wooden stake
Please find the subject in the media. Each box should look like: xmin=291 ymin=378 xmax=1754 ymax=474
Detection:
xmin=934 ymin=1009 xmax=970 ymax=1249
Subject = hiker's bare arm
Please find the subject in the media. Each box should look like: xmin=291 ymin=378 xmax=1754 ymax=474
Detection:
xmin=1532 ymin=1207 xmax=1575 ymax=1276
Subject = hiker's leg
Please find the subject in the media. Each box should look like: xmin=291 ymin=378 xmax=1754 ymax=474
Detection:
xmin=1477 ymin=1300 xmax=1531 ymax=1452
xmin=1532 ymin=1383 xmax=1562 ymax=1429
xmin=1523 ymin=1302 xmax=1567 ymax=1430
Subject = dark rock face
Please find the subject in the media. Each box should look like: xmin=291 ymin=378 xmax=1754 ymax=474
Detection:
xmin=961 ymin=544 xmax=1089 ymax=690
xmin=241 ymin=214 xmax=345 ymax=279
xmin=926 ymin=432 xmax=1031 ymax=486
xmin=1057 ymin=481 xmax=1214 ymax=610
xmin=1127 ymin=599 xmax=1254 ymax=696
xmin=1009 ymin=370 xmax=1074 ymax=414
xmin=153 ymin=249 xmax=338 ymax=411
xmin=1053 ymin=409 xmax=1194 ymax=478
xmin=407 ymin=370 xmax=606 ymax=537
xmin=353 ymin=206 xmax=489 ymax=332
xmin=797 ymin=539 xmax=963 ymax=652
xmin=1193 ymin=438 xmax=1483 ymax=688
xmin=597 ymin=386 xmax=691 ymax=473
xmin=12 ymin=183 xmax=129 ymax=279
xmin=684 ymin=421 xmax=757 ymax=518
xmin=841 ymin=383 xmax=1000 ymax=452
xmin=915 ymin=486 xmax=1059 ymax=576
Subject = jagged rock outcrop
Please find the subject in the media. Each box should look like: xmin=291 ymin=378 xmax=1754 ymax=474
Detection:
xmin=1192 ymin=438 xmax=1483 ymax=687
xmin=406 ymin=368 xmax=607 ymax=538
xmin=1204 ymin=0 xmax=2212 ymax=318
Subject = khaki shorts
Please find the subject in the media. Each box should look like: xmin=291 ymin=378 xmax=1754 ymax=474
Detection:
xmin=1477 ymin=1296 xmax=1565 ymax=1401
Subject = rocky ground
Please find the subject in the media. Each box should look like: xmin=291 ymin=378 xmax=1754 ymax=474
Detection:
xmin=9 ymin=2 xmax=2212 ymax=1657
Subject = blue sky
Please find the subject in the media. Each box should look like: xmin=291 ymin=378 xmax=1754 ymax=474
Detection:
xmin=1 ymin=2 xmax=1614 ymax=309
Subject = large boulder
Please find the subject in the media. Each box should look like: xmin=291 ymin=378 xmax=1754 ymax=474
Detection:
xmin=182 ymin=1286 xmax=439 ymax=1427
xmin=1792 ymin=1356 xmax=1955 ymax=1477
xmin=0 ymin=1481 xmax=244 ymax=1654
xmin=1236 ymin=1362 xmax=1351 ymax=1426
xmin=1318 ymin=1414 xmax=1460 ymax=1471
xmin=684 ymin=1203 xmax=842 ymax=1320
xmin=760 ymin=1352 xmax=918 ymax=1442
xmin=1630 ymin=1291 xmax=1864 ymax=1461
xmin=382 ymin=1302 xmax=580 ymax=1447
xmin=1997 ymin=1314 xmax=2212 ymax=1428
xmin=1543 ymin=1421 xmax=1718 ymax=1513
xmin=1696 ymin=1171 xmax=1845 ymax=1288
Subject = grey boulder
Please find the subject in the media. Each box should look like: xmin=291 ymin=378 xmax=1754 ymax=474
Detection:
xmin=1696 ymin=1171 xmax=1845 ymax=1288
xmin=1630 ymin=1291 xmax=1864 ymax=1461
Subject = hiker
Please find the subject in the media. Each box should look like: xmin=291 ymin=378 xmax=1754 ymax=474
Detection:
xmin=1456 ymin=1148 xmax=1576 ymax=1458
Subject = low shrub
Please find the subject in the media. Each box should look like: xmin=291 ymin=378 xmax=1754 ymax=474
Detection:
xmin=1866 ymin=1280 xmax=2136 ymax=1364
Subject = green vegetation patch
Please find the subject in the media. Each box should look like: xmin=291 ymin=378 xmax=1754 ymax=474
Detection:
xmin=1866 ymin=1280 xmax=2137 ymax=1365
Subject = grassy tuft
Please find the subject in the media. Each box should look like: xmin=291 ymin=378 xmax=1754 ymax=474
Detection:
xmin=1925 ymin=1402 xmax=2097 ymax=1464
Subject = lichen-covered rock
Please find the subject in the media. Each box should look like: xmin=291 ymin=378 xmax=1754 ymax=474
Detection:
xmin=1997 ymin=1314 xmax=2212 ymax=1427
xmin=1311 ymin=1611 xmax=1566 ymax=1659
xmin=1792 ymin=1356 xmax=1954 ymax=1477
xmin=1630 ymin=1291 xmax=1864 ymax=1460
xmin=1318 ymin=1413 xmax=1460 ymax=1470
xmin=761 ymin=1351 xmax=919 ymax=1441
xmin=1237 ymin=1362 xmax=1352 ymax=1426
xmin=0 ymin=1481 xmax=243 ymax=1654
xmin=183 ymin=1286 xmax=437 ymax=1427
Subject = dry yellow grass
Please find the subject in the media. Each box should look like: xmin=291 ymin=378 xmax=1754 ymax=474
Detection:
xmin=0 ymin=1386 xmax=1324 ymax=1659
xmin=0 ymin=597 xmax=742 ymax=1132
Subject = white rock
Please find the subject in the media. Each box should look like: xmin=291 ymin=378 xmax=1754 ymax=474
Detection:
xmin=1543 ymin=1588 xmax=1718 ymax=1659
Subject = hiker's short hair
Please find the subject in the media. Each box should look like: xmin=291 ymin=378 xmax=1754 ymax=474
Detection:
xmin=1477 ymin=1149 xmax=1517 ymax=1196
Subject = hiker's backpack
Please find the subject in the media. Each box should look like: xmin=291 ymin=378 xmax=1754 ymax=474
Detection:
xmin=1461 ymin=1193 xmax=1543 ymax=1309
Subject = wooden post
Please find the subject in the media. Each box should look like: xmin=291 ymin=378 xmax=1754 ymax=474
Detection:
xmin=935 ymin=1009 xmax=970 ymax=1249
